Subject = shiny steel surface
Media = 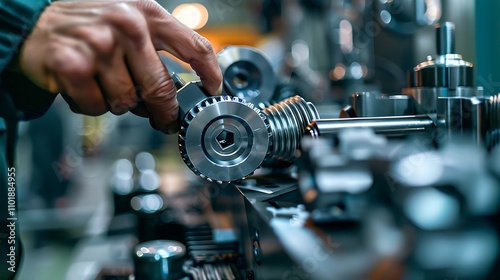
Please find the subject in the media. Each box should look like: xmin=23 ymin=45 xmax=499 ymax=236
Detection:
xmin=405 ymin=21 xmax=476 ymax=113
xmin=489 ymin=94 xmax=500 ymax=147
xmin=436 ymin=21 xmax=455 ymax=55
xmin=352 ymin=92 xmax=415 ymax=117
xmin=179 ymin=95 xmax=319 ymax=182
xmin=179 ymin=95 xmax=270 ymax=183
xmin=134 ymin=240 xmax=186 ymax=280
xmin=306 ymin=115 xmax=434 ymax=138
xmin=263 ymin=96 xmax=320 ymax=163
xmin=403 ymin=87 xmax=477 ymax=114
xmin=218 ymin=46 xmax=276 ymax=104
xmin=179 ymin=91 xmax=500 ymax=183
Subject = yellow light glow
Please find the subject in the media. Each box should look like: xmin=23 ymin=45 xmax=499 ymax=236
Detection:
xmin=172 ymin=3 xmax=209 ymax=30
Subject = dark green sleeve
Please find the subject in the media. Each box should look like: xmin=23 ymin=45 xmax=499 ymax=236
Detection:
xmin=0 ymin=0 xmax=56 ymax=121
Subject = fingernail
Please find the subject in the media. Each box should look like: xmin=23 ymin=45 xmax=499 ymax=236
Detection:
xmin=46 ymin=75 xmax=60 ymax=94
xmin=216 ymin=82 xmax=223 ymax=96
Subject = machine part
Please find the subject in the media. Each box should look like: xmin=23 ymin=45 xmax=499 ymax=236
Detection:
xmin=339 ymin=105 xmax=357 ymax=118
xmin=178 ymin=92 xmax=319 ymax=183
xmin=297 ymin=132 xmax=392 ymax=221
xmin=182 ymin=224 xmax=242 ymax=280
xmin=306 ymin=115 xmax=434 ymax=138
xmin=178 ymin=95 xmax=271 ymax=183
xmin=436 ymin=21 xmax=455 ymax=55
xmin=177 ymin=82 xmax=500 ymax=182
xmin=351 ymin=91 xmax=416 ymax=117
xmin=262 ymin=96 xmax=320 ymax=165
xmin=131 ymin=193 xmax=167 ymax=243
xmin=218 ymin=46 xmax=276 ymax=105
xmin=177 ymin=33 xmax=499 ymax=183
xmin=184 ymin=263 xmax=241 ymax=280
xmin=404 ymin=22 xmax=477 ymax=114
xmin=133 ymin=240 xmax=186 ymax=280
xmin=292 ymin=131 xmax=500 ymax=278
xmin=437 ymin=94 xmax=500 ymax=149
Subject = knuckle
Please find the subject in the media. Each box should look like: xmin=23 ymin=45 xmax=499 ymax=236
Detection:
xmin=136 ymin=0 xmax=164 ymax=16
xmin=107 ymin=2 xmax=137 ymax=17
xmin=143 ymin=77 xmax=176 ymax=101
xmin=106 ymin=2 xmax=148 ymax=45
xmin=109 ymin=93 xmax=137 ymax=112
xmin=86 ymin=27 xmax=115 ymax=57
xmin=192 ymin=34 xmax=214 ymax=56
xmin=64 ymin=64 xmax=93 ymax=80
xmin=51 ymin=49 xmax=93 ymax=79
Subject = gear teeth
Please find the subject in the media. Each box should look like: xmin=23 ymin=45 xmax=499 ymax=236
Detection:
xmin=179 ymin=96 xmax=230 ymax=183
xmin=178 ymin=95 xmax=271 ymax=183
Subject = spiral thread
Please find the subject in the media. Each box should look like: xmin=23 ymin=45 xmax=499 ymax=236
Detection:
xmin=263 ymin=96 xmax=320 ymax=163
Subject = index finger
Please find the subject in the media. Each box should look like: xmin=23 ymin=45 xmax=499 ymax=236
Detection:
xmin=136 ymin=0 xmax=222 ymax=95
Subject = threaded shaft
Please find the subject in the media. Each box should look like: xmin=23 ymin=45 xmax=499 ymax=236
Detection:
xmin=263 ymin=96 xmax=320 ymax=163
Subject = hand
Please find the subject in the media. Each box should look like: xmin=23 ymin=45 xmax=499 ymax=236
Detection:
xmin=19 ymin=0 xmax=222 ymax=133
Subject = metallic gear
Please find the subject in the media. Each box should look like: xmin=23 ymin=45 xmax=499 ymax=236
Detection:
xmin=178 ymin=85 xmax=500 ymax=183
xmin=176 ymin=22 xmax=500 ymax=183
xmin=179 ymin=95 xmax=271 ymax=183
xmin=178 ymin=92 xmax=319 ymax=183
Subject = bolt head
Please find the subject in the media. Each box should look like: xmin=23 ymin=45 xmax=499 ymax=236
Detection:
xmin=216 ymin=129 xmax=236 ymax=150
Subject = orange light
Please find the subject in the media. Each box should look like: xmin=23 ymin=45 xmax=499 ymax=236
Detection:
xmin=330 ymin=64 xmax=346 ymax=81
xmin=172 ymin=3 xmax=209 ymax=30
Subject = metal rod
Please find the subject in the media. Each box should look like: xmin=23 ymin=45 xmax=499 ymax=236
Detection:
xmin=307 ymin=115 xmax=435 ymax=138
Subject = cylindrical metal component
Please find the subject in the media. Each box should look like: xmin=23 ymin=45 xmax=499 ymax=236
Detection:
xmin=404 ymin=21 xmax=475 ymax=114
xmin=179 ymin=95 xmax=270 ymax=183
xmin=178 ymin=95 xmax=319 ymax=181
xmin=263 ymin=96 xmax=320 ymax=163
xmin=436 ymin=22 xmax=455 ymax=55
xmin=131 ymin=193 xmax=166 ymax=243
xmin=352 ymin=92 xmax=416 ymax=117
xmin=437 ymin=95 xmax=500 ymax=149
xmin=306 ymin=115 xmax=435 ymax=138
xmin=134 ymin=240 xmax=186 ymax=280
xmin=218 ymin=46 xmax=276 ymax=104
xmin=178 ymin=90 xmax=500 ymax=183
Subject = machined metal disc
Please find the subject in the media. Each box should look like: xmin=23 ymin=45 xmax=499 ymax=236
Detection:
xmin=218 ymin=46 xmax=276 ymax=105
xmin=179 ymin=96 xmax=271 ymax=182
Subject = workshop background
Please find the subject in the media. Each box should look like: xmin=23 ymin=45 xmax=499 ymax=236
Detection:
xmin=13 ymin=0 xmax=500 ymax=280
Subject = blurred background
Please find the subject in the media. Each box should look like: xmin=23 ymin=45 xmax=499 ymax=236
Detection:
xmin=13 ymin=0 xmax=500 ymax=279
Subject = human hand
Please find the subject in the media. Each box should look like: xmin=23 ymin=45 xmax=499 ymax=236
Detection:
xmin=19 ymin=0 xmax=222 ymax=133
